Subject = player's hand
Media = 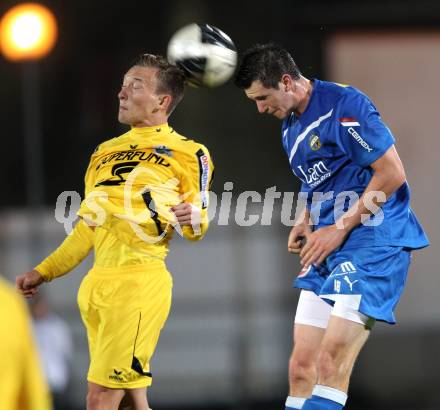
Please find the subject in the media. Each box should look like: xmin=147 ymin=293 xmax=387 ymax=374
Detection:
xmin=299 ymin=224 xmax=347 ymax=267
xmin=288 ymin=223 xmax=312 ymax=254
xmin=16 ymin=270 xmax=44 ymax=298
xmin=170 ymin=203 xmax=201 ymax=227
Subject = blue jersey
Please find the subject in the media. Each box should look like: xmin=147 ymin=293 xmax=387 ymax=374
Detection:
xmin=282 ymin=79 xmax=429 ymax=250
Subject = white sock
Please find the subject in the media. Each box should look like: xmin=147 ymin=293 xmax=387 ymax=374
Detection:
xmin=286 ymin=395 xmax=306 ymax=409
xmin=312 ymin=385 xmax=348 ymax=406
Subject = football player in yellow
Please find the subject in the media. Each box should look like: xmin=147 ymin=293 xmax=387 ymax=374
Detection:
xmin=0 ymin=276 xmax=52 ymax=410
xmin=16 ymin=54 xmax=213 ymax=410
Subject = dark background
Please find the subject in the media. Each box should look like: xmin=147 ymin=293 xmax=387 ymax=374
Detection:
xmin=2 ymin=0 xmax=439 ymax=208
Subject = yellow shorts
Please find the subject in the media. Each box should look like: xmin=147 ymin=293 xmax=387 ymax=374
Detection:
xmin=77 ymin=262 xmax=172 ymax=389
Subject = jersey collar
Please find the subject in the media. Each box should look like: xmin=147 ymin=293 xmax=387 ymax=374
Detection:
xmin=130 ymin=123 xmax=172 ymax=135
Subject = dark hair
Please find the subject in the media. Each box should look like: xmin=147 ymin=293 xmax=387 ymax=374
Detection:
xmin=132 ymin=53 xmax=186 ymax=114
xmin=234 ymin=44 xmax=301 ymax=89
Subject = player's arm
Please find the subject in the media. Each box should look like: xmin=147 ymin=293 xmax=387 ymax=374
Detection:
xmin=172 ymin=145 xmax=214 ymax=241
xmin=16 ymin=219 xmax=94 ymax=298
xmin=337 ymin=145 xmax=405 ymax=232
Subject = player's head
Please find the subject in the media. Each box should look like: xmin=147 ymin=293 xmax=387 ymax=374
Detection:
xmin=118 ymin=53 xmax=185 ymax=126
xmin=234 ymin=44 xmax=304 ymax=119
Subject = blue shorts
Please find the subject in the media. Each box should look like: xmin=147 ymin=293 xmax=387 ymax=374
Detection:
xmin=294 ymin=246 xmax=411 ymax=324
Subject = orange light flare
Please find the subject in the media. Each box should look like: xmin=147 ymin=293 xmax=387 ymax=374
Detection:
xmin=0 ymin=3 xmax=58 ymax=61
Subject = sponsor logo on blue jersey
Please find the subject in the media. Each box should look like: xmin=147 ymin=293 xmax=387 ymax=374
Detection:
xmin=347 ymin=128 xmax=373 ymax=152
xmin=297 ymin=161 xmax=332 ymax=188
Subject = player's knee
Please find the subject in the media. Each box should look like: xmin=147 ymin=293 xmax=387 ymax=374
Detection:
xmin=119 ymin=394 xmax=132 ymax=410
xmin=86 ymin=390 xmax=101 ymax=410
xmin=316 ymin=346 xmax=347 ymax=382
xmin=289 ymin=349 xmax=317 ymax=385
xmin=86 ymin=390 xmax=109 ymax=410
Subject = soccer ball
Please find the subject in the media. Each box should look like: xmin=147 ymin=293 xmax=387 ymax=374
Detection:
xmin=167 ymin=23 xmax=237 ymax=88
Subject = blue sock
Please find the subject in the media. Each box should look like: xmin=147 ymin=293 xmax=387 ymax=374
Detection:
xmin=285 ymin=395 xmax=306 ymax=409
xmin=302 ymin=385 xmax=347 ymax=409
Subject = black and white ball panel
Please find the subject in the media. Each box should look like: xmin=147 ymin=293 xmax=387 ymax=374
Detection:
xmin=167 ymin=23 xmax=237 ymax=87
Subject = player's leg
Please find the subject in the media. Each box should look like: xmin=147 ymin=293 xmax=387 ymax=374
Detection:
xmin=286 ymin=290 xmax=332 ymax=410
xmin=302 ymin=308 xmax=371 ymax=410
xmin=317 ymin=313 xmax=370 ymax=391
xmin=301 ymin=246 xmax=411 ymax=409
xmin=87 ymin=382 xmax=125 ymax=410
xmin=287 ymin=324 xmax=325 ymax=409
xmin=119 ymin=393 xmax=132 ymax=410
xmin=119 ymin=387 xmax=149 ymax=410
xmin=87 ymin=383 xmax=152 ymax=410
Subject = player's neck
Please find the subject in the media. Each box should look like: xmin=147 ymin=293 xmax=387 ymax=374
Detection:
xmin=131 ymin=114 xmax=169 ymax=128
xmin=293 ymin=77 xmax=313 ymax=117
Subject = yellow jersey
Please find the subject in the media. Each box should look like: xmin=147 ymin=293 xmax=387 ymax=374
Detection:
xmin=36 ymin=124 xmax=213 ymax=280
xmin=0 ymin=277 xmax=52 ymax=410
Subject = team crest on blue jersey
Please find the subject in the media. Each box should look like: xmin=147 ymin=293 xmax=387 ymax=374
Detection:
xmin=153 ymin=145 xmax=172 ymax=157
xmin=309 ymin=133 xmax=321 ymax=151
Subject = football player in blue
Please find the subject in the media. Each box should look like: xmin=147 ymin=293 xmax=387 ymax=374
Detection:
xmin=235 ymin=44 xmax=429 ymax=410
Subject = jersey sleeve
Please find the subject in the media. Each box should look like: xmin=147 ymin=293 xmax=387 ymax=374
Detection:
xmin=335 ymin=93 xmax=395 ymax=167
xmin=83 ymin=150 xmax=98 ymax=197
xmin=179 ymin=144 xmax=214 ymax=241
xmin=35 ymin=219 xmax=94 ymax=281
